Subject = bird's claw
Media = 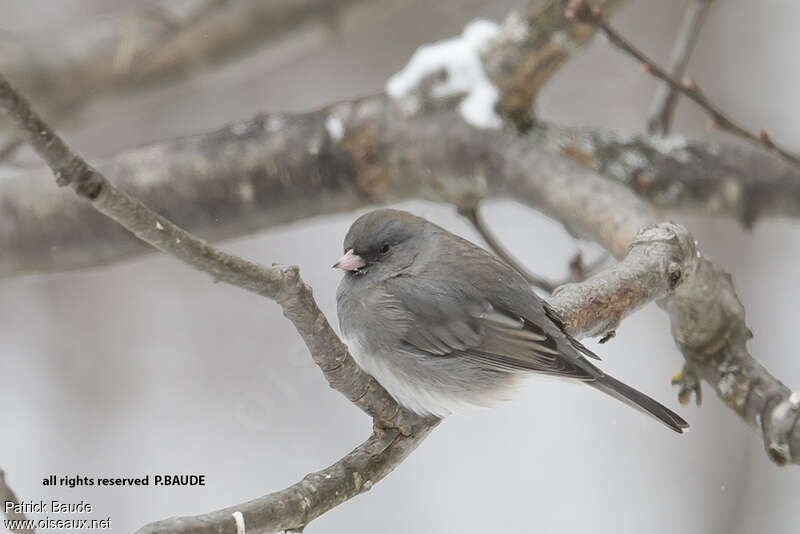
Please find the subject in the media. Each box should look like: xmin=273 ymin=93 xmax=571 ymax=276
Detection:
xmin=599 ymin=330 xmax=616 ymax=344
xmin=671 ymin=365 xmax=702 ymax=406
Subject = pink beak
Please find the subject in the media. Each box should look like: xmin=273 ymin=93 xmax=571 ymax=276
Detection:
xmin=333 ymin=249 xmax=366 ymax=271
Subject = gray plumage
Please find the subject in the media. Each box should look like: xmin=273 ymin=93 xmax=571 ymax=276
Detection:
xmin=335 ymin=209 xmax=689 ymax=433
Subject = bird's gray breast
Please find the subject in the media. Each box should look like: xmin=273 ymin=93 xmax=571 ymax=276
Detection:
xmin=337 ymin=276 xmax=409 ymax=356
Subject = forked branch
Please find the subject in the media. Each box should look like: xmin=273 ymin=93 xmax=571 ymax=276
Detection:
xmin=645 ymin=0 xmax=712 ymax=135
xmin=0 ymin=71 xmax=436 ymax=534
xmin=566 ymin=0 xmax=800 ymax=167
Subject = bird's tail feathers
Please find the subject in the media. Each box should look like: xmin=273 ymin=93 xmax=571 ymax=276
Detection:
xmin=590 ymin=373 xmax=689 ymax=434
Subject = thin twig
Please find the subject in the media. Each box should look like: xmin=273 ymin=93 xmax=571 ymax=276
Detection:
xmin=566 ymin=0 xmax=800 ymax=167
xmin=457 ymin=201 xmax=608 ymax=293
xmin=458 ymin=201 xmax=558 ymax=291
xmin=645 ymin=0 xmax=711 ymax=135
xmin=0 ymin=467 xmax=33 ymax=533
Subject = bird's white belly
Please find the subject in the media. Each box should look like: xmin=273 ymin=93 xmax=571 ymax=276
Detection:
xmin=341 ymin=331 xmax=516 ymax=418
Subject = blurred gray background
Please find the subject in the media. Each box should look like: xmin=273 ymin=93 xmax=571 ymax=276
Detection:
xmin=1 ymin=0 xmax=799 ymax=532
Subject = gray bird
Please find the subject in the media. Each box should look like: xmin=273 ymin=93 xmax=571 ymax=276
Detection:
xmin=334 ymin=209 xmax=688 ymax=433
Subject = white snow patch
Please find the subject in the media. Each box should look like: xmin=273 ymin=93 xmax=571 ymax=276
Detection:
xmin=325 ymin=114 xmax=345 ymax=141
xmin=386 ymin=19 xmax=502 ymax=129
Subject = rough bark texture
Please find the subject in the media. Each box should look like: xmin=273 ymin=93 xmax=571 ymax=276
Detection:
xmin=547 ymin=217 xmax=800 ymax=467
xmin=543 ymin=123 xmax=800 ymax=227
xmin=4 ymin=99 xmax=800 ymax=278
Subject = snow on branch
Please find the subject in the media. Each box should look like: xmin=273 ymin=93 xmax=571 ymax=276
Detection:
xmin=387 ymin=19 xmax=502 ymax=129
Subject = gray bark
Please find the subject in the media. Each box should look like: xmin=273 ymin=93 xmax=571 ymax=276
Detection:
xmin=2 ymin=99 xmax=799 ymax=278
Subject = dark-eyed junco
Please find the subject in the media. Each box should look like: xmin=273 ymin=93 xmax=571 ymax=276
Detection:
xmin=334 ymin=209 xmax=688 ymax=433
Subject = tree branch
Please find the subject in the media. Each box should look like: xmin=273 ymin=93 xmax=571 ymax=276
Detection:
xmin=566 ymin=0 xmax=800 ymax=167
xmin=547 ymin=219 xmax=800 ymax=466
xmin=0 ymin=467 xmax=32 ymax=533
xmin=0 ymin=0 xmax=370 ymax=158
xmin=541 ymin=122 xmax=800 ymax=228
xmin=0 ymin=71 xmax=436 ymax=533
xmin=645 ymin=0 xmax=711 ymax=135
xmin=499 ymin=142 xmax=800 ymax=465
xmin=457 ymin=200 xmax=560 ymax=292
xmin=457 ymin=199 xmax=608 ymax=293
xmin=481 ymin=0 xmax=627 ymax=130
xmin=4 ymin=99 xmax=798 ymax=279
xmin=136 ymin=425 xmax=435 ymax=534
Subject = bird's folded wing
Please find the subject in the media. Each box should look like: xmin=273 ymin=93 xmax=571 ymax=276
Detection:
xmin=396 ymin=293 xmax=599 ymax=381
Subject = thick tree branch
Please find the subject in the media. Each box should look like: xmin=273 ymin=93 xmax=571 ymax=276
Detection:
xmin=566 ymin=0 xmax=800 ymax=167
xmin=541 ymin=122 xmax=800 ymax=228
xmin=645 ymin=0 xmax=711 ymax=135
xmin=548 ymin=222 xmax=687 ymax=339
xmin=5 ymin=100 xmax=798 ymax=279
xmin=0 ymin=467 xmax=32 ymax=533
xmin=548 ymin=219 xmax=800 ymax=466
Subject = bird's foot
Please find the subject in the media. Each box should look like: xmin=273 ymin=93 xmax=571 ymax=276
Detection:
xmin=671 ymin=365 xmax=702 ymax=406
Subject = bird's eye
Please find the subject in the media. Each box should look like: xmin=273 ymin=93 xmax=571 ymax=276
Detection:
xmin=379 ymin=243 xmax=390 ymax=254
